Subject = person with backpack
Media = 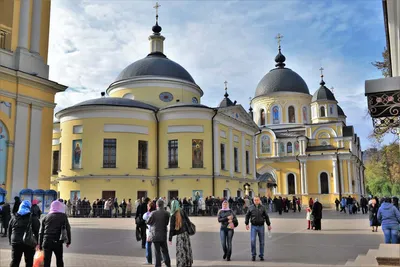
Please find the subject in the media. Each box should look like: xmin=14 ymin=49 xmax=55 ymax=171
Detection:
xmin=8 ymin=200 xmax=40 ymax=267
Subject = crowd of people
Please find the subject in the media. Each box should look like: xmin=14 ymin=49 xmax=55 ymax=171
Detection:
xmin=0 ymin=198 xmax=71 ymax=267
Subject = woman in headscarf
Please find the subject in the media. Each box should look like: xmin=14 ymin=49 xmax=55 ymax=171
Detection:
xmin=142 ymin=201 xmax=156 ymax=265
xmin=39 ymin=200 xmax=71 ymax=267
xmin=8 ymin=200 xmax=40 ymax=267
xmin=31 ymin=199 xmax=42 ymax=218
xmin=217 ymin=200 xmax=238 ymax=261
xmin=168 ymin=199 xmax=193 ymax=267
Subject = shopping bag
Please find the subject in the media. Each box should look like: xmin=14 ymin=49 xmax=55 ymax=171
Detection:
xmin=33 ymin=250 xmax=44 ymax=267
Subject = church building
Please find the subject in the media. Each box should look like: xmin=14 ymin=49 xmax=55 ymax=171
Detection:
xmin=51 ymin=10 xmax=259 ymax=202
xmin=253 ymin=38 xmax=365 ymax=205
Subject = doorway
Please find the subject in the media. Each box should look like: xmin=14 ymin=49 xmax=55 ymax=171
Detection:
xmin=102 ymin=190 xmax=116 ymax=200
xmin=168 ymin=190 xmax=179 ymax=201
xmin=137 ymin=191 xmax=147 ymax=200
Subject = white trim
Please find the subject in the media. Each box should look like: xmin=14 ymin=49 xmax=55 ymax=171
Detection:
xmin=311 ymin=126 xmax=338 ymax=139
xmin=159 ymin=107 xmax=214 ymax=121
xmin=52 ymin=138 xmax=60 ymax=145
xmin=58 ymin=106 xmax=155 ymax=122
xmin=229 ymin=127 xmax=234 ymax=177
xmin=11 ymin=103 xmax=29 ymax=197
xmin=332 ymin=159 xmax=338 ymax=194
xmin=286 ymin=172 xmax=297 ymax=195
xmin=167 ymin=125 xmax=203 ymax=133
xmin=214 ymin=122 xmax=220 ymax=175
xmin=104 ymin=124 xmax=149 ymax=134
xmin=317 ymin=170 xmax=330 ymax=194
xmin=18 ymin=0 xmax=30 ymax=48
xmin=304 ymin=162 xmax=308 ymax=194
xmin=220 ymin=130 xmax=226 ymax=138
xmin=223 ymin=188 xmax=231 ymax=199
xmin=215 ymin=115 xmax=257 ymax=136
xmin=241 ymin=133 xmax=246 ymax=178
xmin=27 ymin=106 xmax=42 ymax=189
xmin=30 ymin=0 xmax=42 ymax=54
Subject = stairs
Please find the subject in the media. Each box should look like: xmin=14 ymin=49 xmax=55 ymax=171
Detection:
xmin=342 ymin=244 xmax=400 ymax=266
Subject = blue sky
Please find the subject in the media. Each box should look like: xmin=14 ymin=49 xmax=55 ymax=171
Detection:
xmin=48 ymin=0 xmax=395 ymax=148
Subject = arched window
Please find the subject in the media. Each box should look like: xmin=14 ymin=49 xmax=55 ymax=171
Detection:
xmin=287 ymin=173 xmax=295 ymax=195
xmin=302 ymin=106 xmax=308 ymax=123
xmin=272 ymin=106 xmax=280 ymax=124
xmin=288 ymin=106 xmax=296 ymax=123
xmin=279 ymin=142 xmax=285 ymax=154
xmin=320 ymin=106 xmax=326 ymax=117
xmin=320 ymin=172 xmax=329 ymax=194
xmin=260 ymin=110 xmax=265 ymax=125
xmin=287 ymin=142 xmax=293 ymax=154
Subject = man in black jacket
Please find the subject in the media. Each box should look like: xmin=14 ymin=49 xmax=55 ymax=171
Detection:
xmin=245 ymin=196 xmax=272 ymax=262
xmin=147 ymin=199 xmax=171 ymax=267
xmin=0 ymin=202 xmax=11 ymax=237
xmin=136 ymin=197 xmax=150 ymax=248
xmin=8 ymin=200 xmax=40 ymax=267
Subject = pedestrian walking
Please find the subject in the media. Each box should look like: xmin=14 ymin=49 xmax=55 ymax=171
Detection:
xmin=0 ymin=201 xmax=11 ymax=237
xmin=377 ymin=197 xmax=400 ymax=244
xmin=147 ymin=199 xmax=171 ymax=267
xmin=8 ymin=200 xmax=40 ymax=267
xmin=136 ymin=198 xmax=151 ymax=249
xmin=245 ymin=196 xmax=271 ymax=262
xmin=142 ymin=201 xmax=156 ymax=265
xmin=311 ymin=198 xmax=323 ymax=230
xmin=369 ymin=198 xmax=380 ymax=232
xmin=334 ymin=198 xmax=340 ymax=211
xmin=218 ymin=200 xmax=238 ymax=261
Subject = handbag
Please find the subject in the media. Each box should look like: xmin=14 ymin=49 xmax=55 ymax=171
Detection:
xmin=59 ymin=215 xmax=69 ymax=244
xmin=183 ymin=211 xmax=196 ymax=236
xmin=23 ymin=215 xmax=37 ymax=247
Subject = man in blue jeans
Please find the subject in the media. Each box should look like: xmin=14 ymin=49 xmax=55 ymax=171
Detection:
xmin=245 ymin=196 xmax=272 ymax=261
xmin=377 ymin=197 xmax=400 ymax=244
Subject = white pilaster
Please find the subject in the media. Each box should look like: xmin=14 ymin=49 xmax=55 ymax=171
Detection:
xmin=30 ymin=0 xmax=42 ymax=54
xmin=252 ymin=137 xmax=256 ymax=179
xmin=340 ymin=160 xmax=344 ymax=194
xmin=332 ymin=159 xmax=338 ymax=194
xmin=229 ymin=127 xmax=233 ymax=177
xmin=304 ymin=162 xmax=308 ymax=194
xmin=11 ymin=102 xmax=29 ymax=198
xmin=241 ymin=132 xmax=246 ymax=178
xmin=18 ymin=0 xmax=30 ymax=49
xmin=213 ymin=121 xmax=220 ymax=176
xmin=27 ymin=105 xmax=42 ymax=189
xmin=274 ymin=141 xmax=278 ymax=157
xmin=353 ymin=161 xmax=358 ymax=193
xmin=347 ymin=160 xmax=353 ymax=194
xmin=300 ymin=162 xmax=305 ymax=194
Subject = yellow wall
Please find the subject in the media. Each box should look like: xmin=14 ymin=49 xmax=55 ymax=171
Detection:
xmin=159 ymin=178 xmax=212 ymax=199
xmin=110 ymin=87 xmax=201 ymax=108
xmin=38 ymin=107 xmax=54 ymax=189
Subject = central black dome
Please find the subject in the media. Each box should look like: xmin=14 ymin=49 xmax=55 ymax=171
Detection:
xmin=115 ymin=52 xmax=196 ymax=84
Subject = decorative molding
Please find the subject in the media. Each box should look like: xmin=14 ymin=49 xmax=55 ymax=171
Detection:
xmin=104 ymin=124 xmax=149 ymax=135
xmin=159 ymin=107 xmax=214 ymax=121
xmin=167 ymin=125 xmax=203 ymax=133
xmin=72 ymin=125 xmax=83 ymax=134
xmin=220 ymin=130 xmax=226 ymax=138
xmin=57 ymin=175 xmax=157 ymax=181
xmin=234 ymin=135 xmax=239 ymax=142
xmin=52 ymin=138 xmax=60 ymax=145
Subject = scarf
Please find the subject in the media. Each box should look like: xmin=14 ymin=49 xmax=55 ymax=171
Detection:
xmin=170 ymin=200 xmax=181 ymax=215
xmin=17 ymin=200 xmax=31 ymax=216
xmin=221 ymin=200 xmax=230 ymax=211
xmin=49 ymin=200 xmax=65 ymax=214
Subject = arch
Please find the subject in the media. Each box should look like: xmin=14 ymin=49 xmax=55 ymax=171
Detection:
xmin=122 ymin=93 xmax=134 ymax=100
xmin=318 ymin=171 xmax=330 ymax=194
xmin=271 ymin=105 xmax=281 ymax=124
xmin=302 ymin=106 xmax=308 ymax=123
xmin=287 ymin=142 xmax=293 ymax=154
xmin=236 ymin=188 xmax=243 ymax=198
xmin=311 ymin=127 xmax=337 ymax=139
xmin=260 ymin=135 xmax=271 ymax=153
xmin=288 ymin=106 xmax=296 ymax=123
xmin=223 ymin=188 xmax=231 ymax=199
xmin=321 ymin=141 xmax=329 ymax=146
xmin=320 ymin=106 xmax=326 ymax=117
xmin=260 ymin=109 xmax=265 ymax=126
xmin=0 ymin=120 xmax=9 ymax=187
xmin=318 ymin=132 xmax=330 ymax=139
xmin=287 ymin=173 xmax=296 ymax=195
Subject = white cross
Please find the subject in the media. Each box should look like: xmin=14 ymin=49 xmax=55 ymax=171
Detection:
xmin=319 ymin=67 xmax=324 ymax=76
xmin=154 ymin=2 xmax=161 ymax=17
xmin=275 ymin=33 xmax=283 ymax=47
xmin=224 ymin=81 xmax=228 ymax=90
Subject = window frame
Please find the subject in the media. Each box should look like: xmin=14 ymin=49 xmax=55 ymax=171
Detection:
xmin=168 ymin=140 xmax=179 ymax=168
xmin=245 ymin=150 xmax=250 ymax=174
xmin=234 ymin=147 xmax=239 ymax=172
xmin=220 ymin=143 xmax=226 ymax=170
xmin=138 ymin=140 xmax=148 ymax=169
xmin=103 ymin=139 xmax=117 ymax=168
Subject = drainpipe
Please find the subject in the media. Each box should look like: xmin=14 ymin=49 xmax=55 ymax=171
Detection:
xmin=211 ymin=109 xmax=218 ymax=196
xmin=336 ymin=148 xmax=342 ymax=200
xmin=155 ymin=110 xmax=160 ymax=198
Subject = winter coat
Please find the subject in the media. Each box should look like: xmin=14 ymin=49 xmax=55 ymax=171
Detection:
xmin=39 ymin=213 xmax=71 ymax=247
xmin=8 ymin=213 xmax=40 ymax=245
xmin=218 ymin=209 xmax=238 ymax=230
xmin=377 ymin=202 xmax=400 ymax=227
xmin=147 ymin=208 xmax=170 ymax=242
xmin=369 ymin=204 xmax=380 ymax=226
xmin=245 ymin=204 xmax=271 ymax=226
xmin=312 ymin=202 xmax=323 ymax=220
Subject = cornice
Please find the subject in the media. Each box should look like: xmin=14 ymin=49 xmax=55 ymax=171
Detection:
xmin=56 ymin=175 xmax=156 ymax=181
xmin=0 ymin=88 xmax=56 ymax=108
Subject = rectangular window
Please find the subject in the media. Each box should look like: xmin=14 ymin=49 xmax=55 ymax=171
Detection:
xmin=52 ymin=151 xmax=59 ymax=175
xmin=168 ymin=140 xmax=178 ymax=168
xmin=138 ymin=140 xmax=148 ymax=169
xmin=220 ymin=143 xmax=225 ymax=170
xmin=246 ymin=151 xmax=250 ymax=174
xmin=73 ymin=125 xmax=83 ymax=134
xmin=192 ymin=139 xmax=203 ymax=168
xmin=234 ymin=147 xmax=239 ymax=172
xmin=103 ymin=139 xmax=116 ymax=168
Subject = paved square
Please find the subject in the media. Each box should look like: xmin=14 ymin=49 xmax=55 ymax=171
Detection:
xmin=0 ymin=210 xmax=383 ymax=266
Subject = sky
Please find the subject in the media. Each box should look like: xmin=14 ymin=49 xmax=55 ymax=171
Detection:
xmin=48 ymin=0 xmax=395 ymax=149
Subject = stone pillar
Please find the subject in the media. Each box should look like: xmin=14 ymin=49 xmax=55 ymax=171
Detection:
xmin=252 ymin=137 xmax=256 ymax=179
xmin=300 ymin=162 xmax=305 ymax=194
xmin=304 ymin=162 xmax=308 ymax=194
xmin=213 ymin=121 xmax=220 ymax=176
xmin=30 ymin=0 xmax=42 ymax=54
xmin=241 ymin=132 xmax=246 ymax=178
xmin=332 ymin=159 xmax=338 ymax=194
xmin=229 ymin=127 xmax=234 ymax=177
xmin=18 ymin=0 xmax=30 ymax=49
xmin=347 ymin=160 xmax=353 ymax=194
xmin=274 ymin=141 xmax=278 ymax=157
xmin=27 ymin=105 xmax=43 ymax=189
xmin=339 ymin=160 xmax=344 ymax=194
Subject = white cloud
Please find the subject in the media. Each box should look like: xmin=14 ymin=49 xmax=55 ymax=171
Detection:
xmin=48 ymin=0 xmax=386 ymax=147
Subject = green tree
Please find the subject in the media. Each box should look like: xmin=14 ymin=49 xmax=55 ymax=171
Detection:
xmin=365 ymin=142 xmax=400 ymax=196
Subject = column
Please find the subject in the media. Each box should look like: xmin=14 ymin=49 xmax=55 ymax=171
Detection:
xmin=252 ymin=137 xmax=256 ymax=179
xmin=304 ymin=162 xmax=308 ymax=194
xmin=241 ymin=132 xmax=246 ymax=178
xmin=353 ymin=161 xmax=358 ymax=193
xmin=274 ymin=142 xmax=278 ymax=157
xmin=229 ymin=127 xmax=233 ymax=177
xmin=300 ymin=162 xmax=305 ymax=194
xmin=30 ymin=0 xmax=42 ymax=54
xmin=11 ymin=102 xmax=30 ymax=198
xmin=27 ymin=105 xmax=43 ymax=189
xmin=339 ymin=160 xmax=344 ymax=194
xmin=18 ymin=0 xmax=31 ymax=49
xmin=347 ymin=160 xmax=353 ymax=194
xmin=213 ymin=121 xmax=220 ymax=176
xmin=332 ymin=159 xmax=338 ymax=194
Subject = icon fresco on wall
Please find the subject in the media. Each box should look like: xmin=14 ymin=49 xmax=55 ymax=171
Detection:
xmin=70 ymin=190 xmax=80 ymax=205
xmin=72 ymin=140 xmax=82 ymax=169
xmin=272 ymin=106 xmax=280 ymax=124
xmin=279 ymin=142 xmax=285 ymax=153
xmin=193 ymin=190 xmax=203 ymax=201
xmin=0 ymin=122 xmax=8 ymax=186
xmin=261 ymin=135 xmax=271 ymax=153
xmin=294 ymin=141 xmax=299 ymax=152
xmin=192 ymin=139 xmax=203 ymax=168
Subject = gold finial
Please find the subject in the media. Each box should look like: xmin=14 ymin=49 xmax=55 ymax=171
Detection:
xmin=154 ymin=2 xmax=161 ymax=22
xmin=319 ymin=67 xmax=324 ymax=78
xmin=275 ymin=33 xmax=283 ymax=48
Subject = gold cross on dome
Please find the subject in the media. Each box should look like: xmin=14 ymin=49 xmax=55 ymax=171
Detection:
xmin=275 ymin=33 xmax=283 ymax=47
xmin=224 ymin=81 xmax=228 ymax=90
xmin=319 ymin=67 xmax=324 ymax=77
xmin=154 ymin=2 xmax=161 ymax=17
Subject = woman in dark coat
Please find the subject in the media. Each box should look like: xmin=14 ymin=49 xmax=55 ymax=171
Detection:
xmin=369 ymin=198 xmax=380 ymax=232
xmin=311 ymin=198 xmax=323 ymax=230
